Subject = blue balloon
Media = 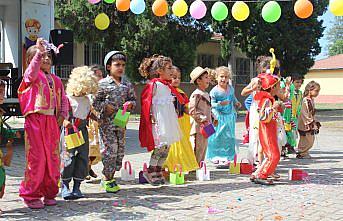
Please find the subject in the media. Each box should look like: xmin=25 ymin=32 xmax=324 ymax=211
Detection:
xmin=130 ymin=0 xmax=146 ymax=15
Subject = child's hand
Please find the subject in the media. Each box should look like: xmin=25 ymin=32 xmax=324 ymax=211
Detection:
xmin=104 ymin=104 xmax=115 ymax=116
xmin=213 ymin=119 xmax=218 ymax=127
xmin=124 ymin=101 xmax=133 ymax=111
xmin=235 ymin=102 xmax=242 ymax=109
xmin=220 ymin=100 xmax=230 ymax=106
xmin=57 ymin=116 xmax=65 ymax=127
xmin=150 ymin=115 xmax=156 ymax=124
xmin=63 ymin=120 xmax=73 ymax=129
xmin=36 ymin=38 xmax=46 ymax=53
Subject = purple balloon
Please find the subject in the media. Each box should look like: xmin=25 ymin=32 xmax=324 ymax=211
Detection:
xmin=190 ymin=0 xmax=207 ymax=19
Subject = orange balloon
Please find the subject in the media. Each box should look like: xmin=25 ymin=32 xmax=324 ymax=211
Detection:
xmin=152 ymin=0 xmax=168 ymax=16
xmin=116 ymin=0 xmax=130 ymax=12
xmin=294 ymin=0 xmax=313 ymax=19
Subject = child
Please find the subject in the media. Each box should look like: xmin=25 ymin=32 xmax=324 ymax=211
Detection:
xmin=297 ymin=81 xmax=321 ymax=159
xmin=189 ymin=66 xmax=216 ymax=164
xmin=61 ymin=66 xmax=98 ymax=200
xmin=86 ymin=65 xmax=104 ymax=180
xmin=18 ymin=38 xmax=69 ymax=209
xmin=0 ymin=80 xmax=17 ymax=201
xmin=207 ymin=66 xmax=241 ymax=165
xmin=252 ymin=73 xmax=281 ymax=185
xmin=93 ymin=51 xmax=136 ymax=193
xmin=139 ymin=55 xmax=185 ymax=185
xmin=163 ymin=66 xmax=199 ymax=173
xmin=283 ymin=75 xmax=304 ymax=154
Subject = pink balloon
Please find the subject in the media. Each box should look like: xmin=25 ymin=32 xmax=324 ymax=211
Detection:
xmin=190 ymin=0 xmax=207 ymax=19
xmin=88 ymin=0 xmax=101 ymax=4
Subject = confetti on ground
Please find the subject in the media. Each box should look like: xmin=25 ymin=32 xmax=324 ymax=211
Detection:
xmin=207 ymin=207 xmax=224 ymax=214
xmin=113 ymin=202 xmax=119 ymax=207
xmin=237 ymin=197 xmax=242 ymax=201
xmin=274 ymin=215 xmax=284 ymax=221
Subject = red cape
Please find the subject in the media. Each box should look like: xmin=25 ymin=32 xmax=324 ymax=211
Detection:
xmin=139 ymin=78 xmax=187 ymax=151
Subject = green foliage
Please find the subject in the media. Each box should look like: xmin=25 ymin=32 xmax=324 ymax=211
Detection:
xmin=55 ymin=0 xmax=211 ymax=82
xmin=327 ymin=17 xmax=343 ymax=56
xmin=214 ymin=1 xmax=329 ymax=77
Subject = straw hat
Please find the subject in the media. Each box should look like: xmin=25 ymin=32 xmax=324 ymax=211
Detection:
xmin=190 ymin=66 xmax=208 ymax=84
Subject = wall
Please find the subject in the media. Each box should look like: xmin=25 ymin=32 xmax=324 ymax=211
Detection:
xmin=303 ymin=69 xmax=343 ymax=96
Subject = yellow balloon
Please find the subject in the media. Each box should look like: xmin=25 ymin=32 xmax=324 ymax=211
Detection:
xmin=95 ymin=13 xmax=110 ymax=30
xmin=329 ymin=0 xmax=343 ymax=16
xmin=172 ymin=0 xmax=188 ymax=17
xmin=231 ymin=1 xmax=250 ymax=21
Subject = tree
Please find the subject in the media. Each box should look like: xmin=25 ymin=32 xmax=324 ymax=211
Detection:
xmin=55 ymin=0 xmax=211 ymax=82
xmin=327 ymin=17 xmax=343 ymax=56
xmin=213 ymin=0 xmax=329 ymax=76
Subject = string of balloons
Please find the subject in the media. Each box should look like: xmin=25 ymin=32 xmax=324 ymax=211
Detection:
xmin=90 ymin=0 xmax=343 ymax=30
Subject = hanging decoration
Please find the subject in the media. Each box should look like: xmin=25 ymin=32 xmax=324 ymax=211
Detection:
xmin=329 ymin=0 xmax=343 ymax=16
xmin=172 ymin=0 xmax=188 ymax=17
xmin=190 ymin=0 xmax=207 ymax=20
xmin=88 ymin=0 xmax=101 ymax=4
xmin=262 ymin=1 xmax=282 ymax=23
xmin=116 ymin=0 xmax=131 ymax=12
xmin=95 ymin=13 xmax=110 ymax=30
xmin=152 ymin=0 xmax=169 ymax=16
xmin=231 ymin=1 xmax=250 ymax=21
xmin=294 ymin=0 xmax=313 ymax=19
xmin=211 ymin=2 xmax=228 ymax=21
xmin=104 ymin=0 xmax=115 ymax=3
xmin=130 ymin=0 xmax=146 ymax=15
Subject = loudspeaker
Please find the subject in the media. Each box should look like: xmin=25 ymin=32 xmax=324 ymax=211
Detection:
xmin=49 ymin=29 xmax=73 ymax=65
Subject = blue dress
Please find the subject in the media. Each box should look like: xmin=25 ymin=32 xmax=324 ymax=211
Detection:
xmin=206 ymin=85 xmax=238 ymax=161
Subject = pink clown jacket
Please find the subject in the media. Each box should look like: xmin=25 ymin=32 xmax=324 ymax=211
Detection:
xmin=18 ymin=51 xmax=68 ymax=118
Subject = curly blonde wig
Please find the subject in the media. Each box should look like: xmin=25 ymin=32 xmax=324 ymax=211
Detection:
xmin=66 ymin=66 xmax=98 ymax=96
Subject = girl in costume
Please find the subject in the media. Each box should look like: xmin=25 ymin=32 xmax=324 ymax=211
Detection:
xmin=163 ymin=66 xmax=199 ymax=173
xmin=297 ymin=81 xmax=321 ymax=159
xmin=139 ymin=55 xmax=185 ymax=186
xmin=18 ymin=38 xmax=69 ymax=209
xmin=61 ymin=66 xmax=98 ymax=200
xmin=206 ymin=66 xmax=241 ymax=165
xmin=252 ymin=74 xmax=282 ymax=185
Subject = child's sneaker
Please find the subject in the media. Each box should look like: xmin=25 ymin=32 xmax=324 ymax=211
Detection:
xmin=61 ymin=184 xmax=74 ymax=200
xmin=24 ymin=199 xmax=44 ymax=209
xmin=102 ymin=179 xmax=120 ymax=193
xmin=72 ymin=181 xmax=84 ymax=199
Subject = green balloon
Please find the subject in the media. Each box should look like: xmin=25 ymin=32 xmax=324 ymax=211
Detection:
xmin=211 ymin=2 xmax=228 ymax=21
xmin=262 ymin=1 xmax=281 ymax=23
xmin=104 ymin=0 xmax=115 ymax=3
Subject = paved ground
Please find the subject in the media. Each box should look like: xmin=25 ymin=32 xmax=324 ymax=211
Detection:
xmin=1 ymin=110 xmax=343 ymax=221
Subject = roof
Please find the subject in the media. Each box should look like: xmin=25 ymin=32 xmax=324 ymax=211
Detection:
xmin=310 ymin=54 xmax=343 ymax=71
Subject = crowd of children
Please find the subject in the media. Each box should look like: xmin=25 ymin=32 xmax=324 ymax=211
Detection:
xmin=0 ymin=39 xmax=322 ymax=209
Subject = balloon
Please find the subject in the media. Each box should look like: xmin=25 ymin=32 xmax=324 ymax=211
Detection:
xmin=231 ymin=1 xmax=250 ymax=21
xmin=95 ymin=13 xmax=110 ymax=30
xmin=294 ymin=0 xmax=313 ymax=19
xmin=172 ymin=0 xmax=188 ymax=17
xmin=329 ymin=0 xmax=343 ymax=16
xmin=190 ymin=0 xmax=207 ymax=20
xmin=262 ymin=1 xmax=281 ymax=23
xmin=130 ymin=0 xmax=146 ymax=14
xmin=152 ymin=0 xmax=168 ymax=17
xmin=211 ymin=2 xmax=228 ymax=21
xmin=116 ymin=0 xmax=130 ymax=12
xmin=88 ymin=0 xmax=101 ymax=4
xmin=104 ymin=0 xmax=115 ymax=3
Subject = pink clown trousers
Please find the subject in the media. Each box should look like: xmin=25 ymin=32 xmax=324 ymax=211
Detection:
xmin=19 ymin=113 xmax=60 ymax=201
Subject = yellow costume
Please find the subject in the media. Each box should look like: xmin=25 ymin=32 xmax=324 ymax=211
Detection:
xmin=164 ymin=88 xmax=199 ymax=172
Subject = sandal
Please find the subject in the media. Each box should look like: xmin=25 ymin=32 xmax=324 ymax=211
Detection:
xmin=250 ymin=175 xmax=256 ymax=182
xmin=254 ymin=178 xmax=274 ymax=185
xmin=24 ymin=199 xmax=44 ymax=209
xmin=268 ymin=173 xmax=281 ymax=181
xmin=142 ymin=171 xmax=160 ymax=186
xmin=89 ymin=169 xmax=98 ymax=178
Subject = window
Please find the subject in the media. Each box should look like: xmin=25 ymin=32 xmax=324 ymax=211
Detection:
xmin=55 ymin=65 xmax=74 ymax=80
xmin=235 ymin=57 xmax=251 ymax=85
xmin=197 ymin=54 xmax=214 ymax=68
xmin=84 ymin=43 xmax=106 ymax=66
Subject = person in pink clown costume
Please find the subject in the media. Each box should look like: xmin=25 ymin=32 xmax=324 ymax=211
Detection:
xmin=18 ymin=38 xmax=69 ymax=209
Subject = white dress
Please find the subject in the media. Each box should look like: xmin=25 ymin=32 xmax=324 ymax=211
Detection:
xmin=248 ymin=93 xmax=260 ymax=163
xmin=151 ymin=82 xmax=181 ymax=147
